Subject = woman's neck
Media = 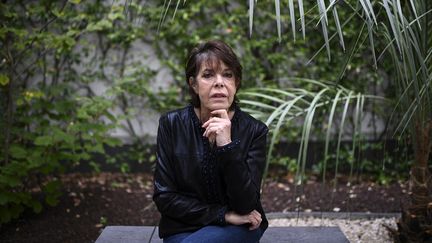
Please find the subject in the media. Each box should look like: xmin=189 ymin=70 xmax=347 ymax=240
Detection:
xmin=194 ymin=106 xmax=234 ymax=123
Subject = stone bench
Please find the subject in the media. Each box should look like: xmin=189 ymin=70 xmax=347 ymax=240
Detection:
xmin=96 ymin=226 xmax=349 ymax=243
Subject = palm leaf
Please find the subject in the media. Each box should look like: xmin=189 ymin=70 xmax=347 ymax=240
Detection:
xmin=331 ymin=2 xmax=345 ymax=51
xmin=322 ymin=89 xmax=342 ymax=184
xmin=317 ymin=0 xmax=331 ymax=60
xmin=263 ymin=96 xmax=305 ymax=180
xmin=275 ymin=0 xmax=282 ymax=42
xmin=287 ymin=0 xmax=296 ymax=41
xmin=249 ymin=0 xmax=255 ymax=38
xmin=298 ymin=0 xmax=306 ymax=39
xmin=333 ymin=91 xmax=353 ymax=189
xmin=239 ymin=79 xmax=379 ymax=188
xmin=307 ymin=11 xmax=357 ymax=66
xmin=171 ymin=0 xmax=182 ymax=21
xmin=157 ymin=0 xmax=172 ymax=33
xmin=296 ymin=88 xmax=328 ymax=185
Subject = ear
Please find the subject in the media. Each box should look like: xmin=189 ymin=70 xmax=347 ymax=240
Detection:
xmin=189 ymin=77 xmax=198 ymax=93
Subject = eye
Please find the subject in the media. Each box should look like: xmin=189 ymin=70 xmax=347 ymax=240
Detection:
xmin=202 ymin=72 xmax=213 ymax=79
xmin=223 ymin=72 xmax=233 ymax=78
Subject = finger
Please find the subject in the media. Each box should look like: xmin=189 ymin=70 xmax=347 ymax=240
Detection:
xmin=248 ymin=219 xmax=259 ymax=231
xmin=203 ymin=122 xmax=218 ymax=135
xmin=251 ymin=214 xmax=261 ymax=225
xmin=249 ymin=223 xmax=260 ymax=231
xmin=252 ymin=209 xmax=261 ymax=216
xmin=204 ymin=122 xmax=227 ymax=136
xmin=254 ymin=211 xmax=262 ymax=220
xmin=202 ymin=117 xmax=228 ymax=128
xmin=210 ymin=109 xmax=229 ymax=119
xmin=248 ymin=215 xmax=261 ymax=231
xmin=202 ymin=118 xmax=213 ymax=128
xmin=202 ymin=117 xmax=218 ymax=128
xmin=250 ymin=211 xmax=262 ymax=225
xmin=203 ymin=125 xmax=218 ymax=137
xmin=249 ymin=210 xmax=261 ymax=220
xmin=249 ymin=223 xmax=258 ymax=230
xmin=248 ymin=214 xmax=259 ymax=226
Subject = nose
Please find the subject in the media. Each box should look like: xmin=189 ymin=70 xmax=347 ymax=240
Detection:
xmin=214 ymin=74 xmax=224 ymax=87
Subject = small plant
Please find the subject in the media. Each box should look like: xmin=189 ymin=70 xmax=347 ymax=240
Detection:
xmin=100 ymin=216 xmax=108 ymax=227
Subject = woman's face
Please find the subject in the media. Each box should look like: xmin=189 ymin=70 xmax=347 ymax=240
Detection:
xmin=191 ymin=59 xmax=237 ymax=112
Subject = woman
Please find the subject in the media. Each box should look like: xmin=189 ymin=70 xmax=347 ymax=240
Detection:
xmin=153 ymin=40 xmax=268 ymax=243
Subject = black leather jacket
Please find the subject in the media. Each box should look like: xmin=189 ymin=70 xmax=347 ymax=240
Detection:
xmin=153 ymin=105 xmax=268 ymax=238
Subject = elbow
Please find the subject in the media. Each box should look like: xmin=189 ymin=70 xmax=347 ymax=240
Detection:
xmin=229 ymin=192 xmax=259 ymax=215
xmin=227 ymin=180 xmax=261 ymax=214
xmin=153 ymin=192 xmax=171 ymax=214
xmin=234 ymin=205 xmax=256 ymax=215
xmin=152 ymin=193 xmax=164 ymax=212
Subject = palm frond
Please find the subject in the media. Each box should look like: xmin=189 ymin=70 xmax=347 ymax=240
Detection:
xmin=322 ymin=89 xmax=342 ymax=184
xmin=171 ymin=0 xmax=182 ymax=21
xmin=297 ymin=88 xmax=328 ymax=185
xmin=249 ymin=0 xmax=255 ymax=38
xmin=288 ymin=0 xmax=296 ymax=41
xmin=307 ymin=11 xmax=357 ymax=66
xmin=317 ymin=0 xmax=331 ymax=60
xmin=333 ymin=91 xmax=353 ymax=188
xmin=331 ymin=2 xmax=345 ymax=51
xmin=275 ymin=0 xmax=282 ymax=42
xmin=298 ymin=0 xmax=305 ymax=39
xmin=157 ymin=0 xmax=171 ymax=33
xmin=239 ymin=79 xmax=380 ymax=186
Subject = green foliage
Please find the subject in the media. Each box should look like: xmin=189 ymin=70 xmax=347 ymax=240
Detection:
xmin=0 ymin=1 xmax=130 ymax=224
xmin=0 ymin=88 xmax=119 ymax=224
xmin=155 ymin=0 xmax=390 ymax=93
xmin=271 ymin=155 xmax=298 ymax=174
xmin=311 ymin=141 xmax=412 ymax=184
xmin=1 ymin=0 xmax=424 ymax=226
xmin=152 ymin=1 xmax=403 ymax=187
xmin=159 ymin=0 xmax=427 ymax=179
xmin=238 ymin=79 xmax=384 ymax=186
xmin=0 ymin=0 xmax=192 ymax=224
xmin=99 ymin=216 xmax=108 ymax=227
xmin=153 ymin=0 xmax=399 ymax=177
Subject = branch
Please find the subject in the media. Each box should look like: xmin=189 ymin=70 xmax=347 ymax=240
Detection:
xmin=12 ymin=0 xmax=69 ymax=67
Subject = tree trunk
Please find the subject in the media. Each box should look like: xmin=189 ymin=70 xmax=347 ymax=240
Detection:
xmin=393 ymin=120 xmax=432 ymax=242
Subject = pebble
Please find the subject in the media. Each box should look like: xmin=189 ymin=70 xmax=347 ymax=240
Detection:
xmin=268 ymin=217 xmax=397 ymax=242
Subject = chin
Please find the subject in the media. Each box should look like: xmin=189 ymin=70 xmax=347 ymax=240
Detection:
xmin=208 ymin=103 xmax=231 ymax=111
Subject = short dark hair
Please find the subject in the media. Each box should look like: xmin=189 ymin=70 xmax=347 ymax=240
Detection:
xmin=185 ymin=40 xmax=242 ymax=109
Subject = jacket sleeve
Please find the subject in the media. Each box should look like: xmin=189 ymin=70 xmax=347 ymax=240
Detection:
xmin=153 ymin=115 xmax=227 ymax=226
xmin=217 ymin=123 xmax=268 ymax=215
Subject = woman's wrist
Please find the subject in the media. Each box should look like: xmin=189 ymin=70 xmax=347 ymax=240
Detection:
xmin=224 ymin=211 xmax=248 ymax=225
xmin=217 ymin=139 xmax=232 ymax=147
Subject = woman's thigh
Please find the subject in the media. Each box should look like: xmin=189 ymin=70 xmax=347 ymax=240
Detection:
xmin=163 ymin=232 xmax=193 ymax=243
xmin=181 ymin=225 xmax=262 ymax=243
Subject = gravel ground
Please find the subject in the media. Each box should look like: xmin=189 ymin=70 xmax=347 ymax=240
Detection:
xmin=268 ymin=217 xmax=397 ymax=243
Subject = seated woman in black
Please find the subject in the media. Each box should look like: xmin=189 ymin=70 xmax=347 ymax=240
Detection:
xmin=153 ymin=40 xmax=268 ymax=243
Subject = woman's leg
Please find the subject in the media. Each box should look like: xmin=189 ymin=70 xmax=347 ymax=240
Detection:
xmin=181 ymin=225 xmax=263 ymax=243
xmin=163 ymin=232 xmax=193 ymax=243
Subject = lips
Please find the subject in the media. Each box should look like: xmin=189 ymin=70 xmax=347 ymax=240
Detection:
xmin=210 ymin=93 xmax=227 ymax=98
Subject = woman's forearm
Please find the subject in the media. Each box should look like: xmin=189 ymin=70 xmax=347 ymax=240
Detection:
xmin=217 ymin=125 xmax=268 ymax=214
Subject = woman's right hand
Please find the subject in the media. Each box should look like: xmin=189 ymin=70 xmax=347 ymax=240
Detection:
xmin=224 ymin=210 xmax=262 ymax=230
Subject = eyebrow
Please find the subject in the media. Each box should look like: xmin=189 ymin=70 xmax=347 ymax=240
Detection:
xmin=201 ymin=68 xmax=232 ymax=73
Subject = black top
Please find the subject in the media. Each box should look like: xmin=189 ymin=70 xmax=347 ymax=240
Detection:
xmin=153 ymin=105 xmax=269 ymax=238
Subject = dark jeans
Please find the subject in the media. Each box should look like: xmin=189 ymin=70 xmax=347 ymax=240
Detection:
xmin=163 ymin=225 xmax=263 ymax=243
